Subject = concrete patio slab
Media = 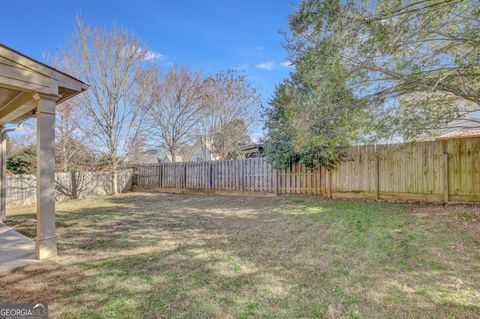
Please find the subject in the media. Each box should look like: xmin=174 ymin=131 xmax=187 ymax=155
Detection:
xmin=0 ymin=223 xmax=35 ymax=273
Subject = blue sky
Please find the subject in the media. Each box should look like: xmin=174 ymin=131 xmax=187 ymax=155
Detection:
xmin=0 ymin=0 xmax=297 ymax=140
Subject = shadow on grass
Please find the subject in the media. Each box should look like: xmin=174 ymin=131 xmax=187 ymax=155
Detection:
xmin=1 ymin=193 xmax=479 ymax=318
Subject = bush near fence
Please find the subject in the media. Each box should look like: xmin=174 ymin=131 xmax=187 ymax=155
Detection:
xmin=133 ymin=138 xmax=480 ymax=203
xmin=6 ymin=169 xmax=132 ymax=206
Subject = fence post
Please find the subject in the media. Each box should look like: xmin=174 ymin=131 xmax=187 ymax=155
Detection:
xmin=209 ymin=161 xmax=213 ymax=190
xmin=375 ymin=153 xmax=380 ymax=200
xmin=183 ymin=162 xmax=187 ymax=190
xmin=442 ymin=141 xmax=449 ymax=204
xmin=321 ymin=167 xmax=325 ymax=197
xmin=326 ymin=169 xmax=332 ymax=198
xmin=160 ymin=163 xmax=165 ymax=188
xmin=274 ymin=168 xmax=279 ymax=195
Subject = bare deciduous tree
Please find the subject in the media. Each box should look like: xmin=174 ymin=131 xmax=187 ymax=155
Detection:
xmin=62 ymin=18 xmax=155 ymax=193
xmin=146 ymin=65 xmax=205 ymax=162
xmin=202 ymin=70 xmax=259 ymax=159
xmin=55 ymin=96 xmax=94 ymax=172
xmin=209 ymin=119 xmax=251 ymax=159
xmin=52 ymin=54 xmax=94 ymax=171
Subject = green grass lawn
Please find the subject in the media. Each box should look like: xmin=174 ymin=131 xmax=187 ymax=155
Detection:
xmin=1 ymin=193 xmax=479 ymax=318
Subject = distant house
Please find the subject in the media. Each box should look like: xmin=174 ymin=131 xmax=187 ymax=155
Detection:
xmin=139 ymin=149 xmax=163 ymax=164
xmin=183 ymin=139 xmax=219 ymax=162
xmin=241 ymin=144 xmax=265 ymax=158
xmin=129 ymin=139 xmax=220 ymax=164
xmin=437 ymin=129 xmax=480 ymax=140
xmin=127 ymin=149 xmax=183 ymax=164
xmin=162 ymin=153 xmax=183 ymax=163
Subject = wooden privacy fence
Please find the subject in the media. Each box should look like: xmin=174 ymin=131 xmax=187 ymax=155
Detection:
xmin=134 ymin=158 xmax=276 ymax=193
xmin=133 ymin=137 xmax=480 ymax=202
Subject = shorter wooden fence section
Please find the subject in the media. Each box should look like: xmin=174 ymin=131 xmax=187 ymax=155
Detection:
xmin=134 ymin=158 xmax=276 ymax=194
xmin=133 ymin=137 xmax=480 ymax=203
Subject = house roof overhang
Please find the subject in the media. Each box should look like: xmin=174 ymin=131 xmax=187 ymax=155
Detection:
xmin=0 ymin=44 xmax=88 ymax=125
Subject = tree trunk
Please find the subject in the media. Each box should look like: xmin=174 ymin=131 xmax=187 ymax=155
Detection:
xmin=61 ymin=141 xmax=68 ymax=172
xmin=111 ymin=161 xmax=118 ymax=195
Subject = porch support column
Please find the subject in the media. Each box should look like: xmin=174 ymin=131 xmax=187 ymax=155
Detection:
xmin=0 ymin=126 xmax=5 ymax=222
xmin=35 ymin=93 xmax=58 ymax=259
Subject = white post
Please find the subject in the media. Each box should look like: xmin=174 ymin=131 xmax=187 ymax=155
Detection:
xmin=0 ymin=127 xmax=6 ymax=222
xmin=35 ymin=94 xmax=58 ymax=259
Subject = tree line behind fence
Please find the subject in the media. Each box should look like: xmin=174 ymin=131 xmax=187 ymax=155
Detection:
xmin=134 ymin=137 xmax=480 ymax=203
xmin=6 ymin=170 xmax=132 ymax=206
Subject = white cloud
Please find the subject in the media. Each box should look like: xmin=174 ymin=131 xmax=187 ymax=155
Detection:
xmin=255 ymin=61 xmax=275 ymax=71
xmin=144 ymin=50 xmax=163 ymax=61
xmin=123 ymin=46 xmax=164 ymax=62
xmin=280 ymin=61 xmax=293 ymax=68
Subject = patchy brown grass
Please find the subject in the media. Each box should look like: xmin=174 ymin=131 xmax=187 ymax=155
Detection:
xmin=408 ymin=203 xmax=480 ymax=238
xmin=1 ymin=193 xmax=479 ymax=318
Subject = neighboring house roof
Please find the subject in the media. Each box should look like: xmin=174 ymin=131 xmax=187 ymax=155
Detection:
xmin=126 ymin=148 xmax=162 ymax=164
xmin=143 ymin=149 xmax=160 ymax=155
xmin=241 ymin=144 xmax=264 ymax=152
xmin=167 ymin=155 xmax=183 ymax=162
xmin=181 ymin=139 xmax=218 ymax=161
xmin=241 ymin=143 xmax=265 ymax=158
xmin=437 ymin=129 xmax=480 ymax=140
